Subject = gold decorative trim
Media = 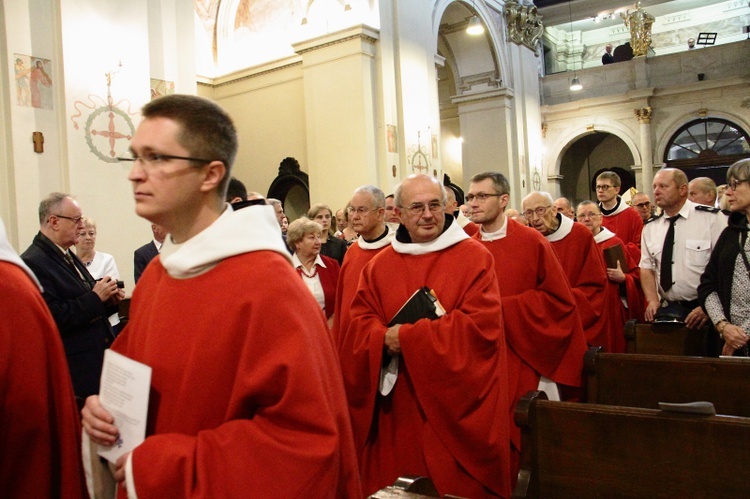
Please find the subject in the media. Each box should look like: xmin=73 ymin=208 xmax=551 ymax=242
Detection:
xmin=634 ymin=107 xmax=652 ymax=124
xmin=504 ymin=0 xmax=544 ymax=51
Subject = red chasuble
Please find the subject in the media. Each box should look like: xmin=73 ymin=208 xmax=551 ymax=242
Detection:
xmin=347 ymin=229 xmax=511 ymax=498
xmin=601 ymin=202 xmax=643 ymax=263
xmin=595 ymin=229 xmax=645 ymax=352
xmin=332 ymin=229 xmax=393 ymax=353
xmin=546 ymin=217 xmax=609 ymax=348
xmin=113 ymin=251 xmax=360 ymax=498
xmin=474 ymin=219 xmax=588 ymax=451
xmin=0 ymin=262 xmax=87 ymax=498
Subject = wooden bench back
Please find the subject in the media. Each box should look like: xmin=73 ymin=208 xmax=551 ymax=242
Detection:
xmin=514 ymin=390 xmax=750 ymax=498
xmin=584 ymin=346 xmax=750 ymax=416
xmin=624 ymin=318 xmax=705 ymax=355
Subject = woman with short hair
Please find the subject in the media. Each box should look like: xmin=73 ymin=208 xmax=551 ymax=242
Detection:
xmin=699 ymin=159 xmax=750 ymax=356
xmin=74 ymin=217 xmax=121 ymax=330
xmin=308 ymin=203 xmax=347 ymax=265
xmin=287 ymin=217 xmax=340 ymax=321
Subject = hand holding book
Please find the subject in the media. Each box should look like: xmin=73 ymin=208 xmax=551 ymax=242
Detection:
xmin=380 ymin=287 xmax=445 ymax=395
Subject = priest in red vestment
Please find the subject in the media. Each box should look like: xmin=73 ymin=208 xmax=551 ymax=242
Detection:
xmin=332 ymin=186 xmax=397 ymax=457
xmin=577 ymin=201 xmax=645 ymax=352
xmin=0 ymin=217 xmax=87 ymax=498
xmin=523 ymin=192 xmax=609 ymax=348
xmin=346 ymin=174 xmax=511 ymax=498
xmin=81 ymin=95 xmax=360 ymax=498
xmin=596 ymin=171 xmax=643 ymax=262
xmin=333 ymin=185 xmax=394 ymax=349
xmin=468 ymin=173 xmax=588 ymax=486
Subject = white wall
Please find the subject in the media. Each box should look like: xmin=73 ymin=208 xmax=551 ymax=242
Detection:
xmin=1 ymin=0 xmax=197 ymax=293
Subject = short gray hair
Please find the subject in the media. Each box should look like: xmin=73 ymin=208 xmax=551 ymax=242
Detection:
xmin=353 ymin=185 xmax=386 ymax=209
xmin=576 ymin=200 xmax=600 ymax=214
xmin=728 ymin=159 xmax=750 ymax=186
xmin=286 ymin=217 xmax=322 ymax=250
xmin=522 ymin=191 xmax=554 ymax=207
xmin=39 ymin=192 xmax=69 ymax=225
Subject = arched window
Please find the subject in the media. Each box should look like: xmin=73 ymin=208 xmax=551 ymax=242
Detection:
xmin=664 ymin=118 xmax=750 ymax=169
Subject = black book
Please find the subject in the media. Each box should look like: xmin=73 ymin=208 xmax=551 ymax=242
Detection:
xmin=388 ymin=287 xmax=445 ymax=327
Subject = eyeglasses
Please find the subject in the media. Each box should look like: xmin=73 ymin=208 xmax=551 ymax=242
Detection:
xmin=633 ymin=201 xmax=651 ymax=208
xmin=729 ymin=178 xmax=749 ymax=191
xmin=576 ymin=212 xmax=600 ymax=220
xmin=116 ymin=152 xmax=214 ymax=166
xmin=347 ymin=206 xmax=378 ymax=216
xmin=54 ymin=214 xmax=84 ymax=224
xmin=522 ymin=206 xmax=550 ymax=219
xmin=400 ymin=201 xmax=444 ymax=214
xmin=466 ymin=193 xmax=504 ymax=203
xmin=595 ymin=185 xmax=613 ymax=191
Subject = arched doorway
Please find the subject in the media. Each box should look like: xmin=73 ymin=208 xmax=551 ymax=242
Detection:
xmin=663 ymin=117 xmax=750 ymax=184
xmin=559 ymin=132 xmax=636 ymax=205
xmin=436 ymin=1 xmax=500 ymax=187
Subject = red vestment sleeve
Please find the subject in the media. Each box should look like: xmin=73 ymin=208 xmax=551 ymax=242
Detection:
xmin=114 ymin=254 xmax=360 ymax=498
xmin=497 ymin=242 xmax=586 ymax=387
xmin=555 ymin=225 xmax=609 ymax=346
xmin=0 ymin=262 xmax=87 ymax=498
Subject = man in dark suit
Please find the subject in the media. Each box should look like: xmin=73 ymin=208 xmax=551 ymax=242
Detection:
xmin=602 ymin=43 xmax=614 ymax=64
xmin=133 ymin=223 xmax=166 ymax=283
xmin=21 ymin=192 xmax=123 ymax=406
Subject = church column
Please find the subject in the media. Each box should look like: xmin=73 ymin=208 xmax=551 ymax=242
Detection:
xmin=634 ymin=107 xmax=653 ymax=194
xmin=292 ymin=25 xmax=380 ymax=208
xmin=454 ymin=89 xmax=516 ymax=192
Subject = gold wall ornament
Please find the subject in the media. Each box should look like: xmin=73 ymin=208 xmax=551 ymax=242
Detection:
xmin=541 ymin=122 xmax=548 ymax=138
xmin=698 ymin=108 xmax=709 ymax=118
xmin=504 ymin=0 xmax=544 ymax=51
xmin=634 ymin=107 xmax=653 ymax=124
xmin=621 ymin=1 xmax=655 ymax=57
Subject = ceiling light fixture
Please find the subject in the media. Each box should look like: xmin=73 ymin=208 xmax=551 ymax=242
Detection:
xmin=568 ymin=1 xmax=583 ymax=92
xmin=467 ymin=16 xmax=484 ymax=35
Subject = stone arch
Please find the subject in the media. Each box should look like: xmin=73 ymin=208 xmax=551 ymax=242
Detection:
xmin=551 ymin=125 xmax=639 ymax=203
xmin=431 ymin=0 xmax=510 ymax=92
xmin=550 ymin=123 xmax=641 ymax=178
xmin=655 ymin=110 xmax=750 ymax=164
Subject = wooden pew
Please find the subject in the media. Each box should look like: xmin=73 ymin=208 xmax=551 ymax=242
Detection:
xmin=584 ymin=346 xmax=750 ymax=416
xmin=624 ymin=318 xmax=705 ymax=355
xmin=369 ymin=476 xmax=466 ymax=499
xmin=513 ymin=390 xmax=750 ymax=498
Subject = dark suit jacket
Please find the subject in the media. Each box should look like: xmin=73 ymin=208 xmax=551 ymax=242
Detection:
xmin=321 ymin=236 xmax=347 ymax=266
xmin=134 ymin=240 xmax=159 ymax=283
xmin=21 ymin=232 xmax=116 ymax=400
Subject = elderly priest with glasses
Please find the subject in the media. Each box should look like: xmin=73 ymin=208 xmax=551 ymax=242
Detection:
xmin=344 ymin=173 xmax=511 ymax=498
xmin=522 ymin=191 xmax=609 ymax=353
